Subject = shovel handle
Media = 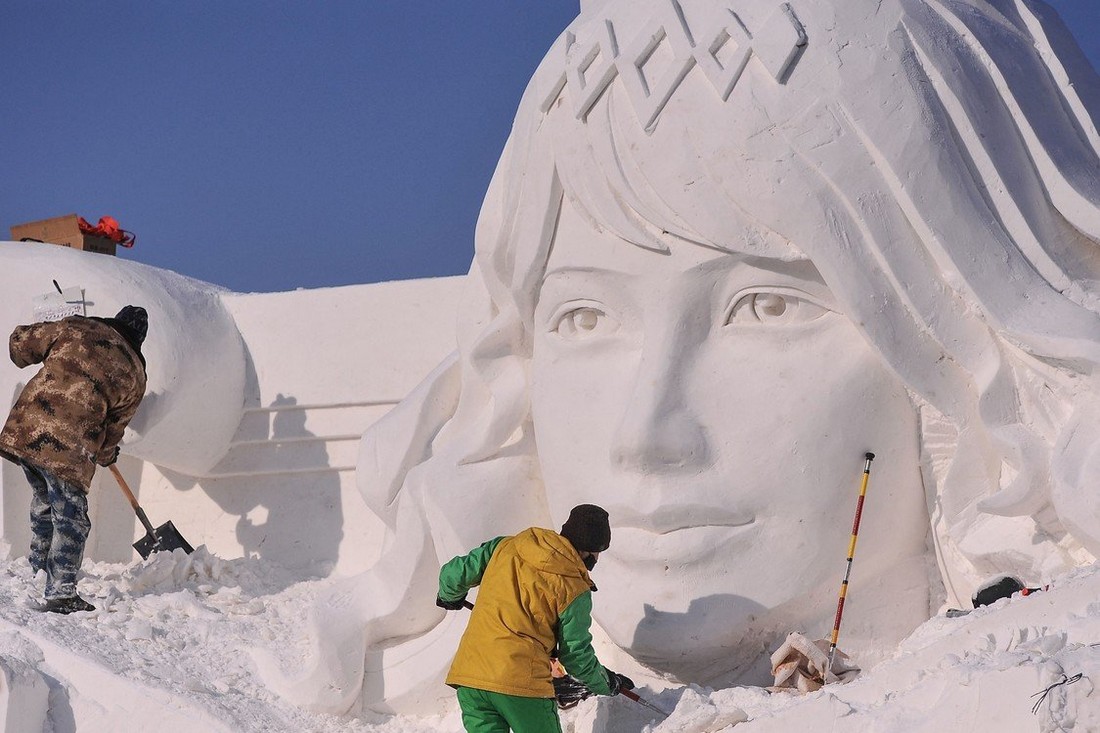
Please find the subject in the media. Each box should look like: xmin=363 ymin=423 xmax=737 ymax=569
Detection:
xmin=108 ymin=464 xmax=157 ymax=536
xmin=108 ymin=464 xmax=139 ymax=508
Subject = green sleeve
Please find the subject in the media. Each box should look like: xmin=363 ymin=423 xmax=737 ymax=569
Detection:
xmin=556 ymin=591 xmax=612 ymax=696
xmin=437 ymin=536 xmax=506 ymax=602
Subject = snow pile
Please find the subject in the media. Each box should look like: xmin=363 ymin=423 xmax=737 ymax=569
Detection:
xmin=0 ymin=549 xmax=460 ymax=732
xmin=0 ymin=546 xmax=1095 ymax=732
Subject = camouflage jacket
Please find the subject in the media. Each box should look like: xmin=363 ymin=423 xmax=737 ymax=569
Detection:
xmin=0 ymin=316 xmax=147 ymax=491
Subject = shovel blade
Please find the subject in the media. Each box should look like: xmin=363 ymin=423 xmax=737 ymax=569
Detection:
xmin=133 ymin=520 xmax=195 ymax=559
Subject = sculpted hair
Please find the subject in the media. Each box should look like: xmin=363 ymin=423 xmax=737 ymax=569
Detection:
xmin=360 ymin=0 xmax=1100 ymax=596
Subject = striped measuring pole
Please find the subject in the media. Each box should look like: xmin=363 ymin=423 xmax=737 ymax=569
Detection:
xmin=826 ymin=452 xmax=875 ymax=680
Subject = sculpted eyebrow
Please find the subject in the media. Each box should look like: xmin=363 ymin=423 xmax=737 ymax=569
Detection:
xmin=540 ymin=267 xmax=634 ymax=285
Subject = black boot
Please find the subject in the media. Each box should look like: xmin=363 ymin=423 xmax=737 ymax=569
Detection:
xmin=43 ymin=596 xmax=96 ymax=614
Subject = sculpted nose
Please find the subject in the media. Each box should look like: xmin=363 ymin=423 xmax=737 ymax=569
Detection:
xmin=610 ymin=352 xmax=710 ymax=473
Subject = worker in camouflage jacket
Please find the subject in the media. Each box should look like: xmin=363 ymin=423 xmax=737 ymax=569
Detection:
xmin=0 ymin=306 xmax=148 ymax=614
xmin=436 ymin=504 xmax=634 ymax=733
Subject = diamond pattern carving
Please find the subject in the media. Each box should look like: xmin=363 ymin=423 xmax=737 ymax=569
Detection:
xmin=565 ymin=22 xmax=621 ymax=119
xmin=616 ymin=2 xmax=697 ymax=129
xmin=541 ymin=1 xmax=807 ymax=130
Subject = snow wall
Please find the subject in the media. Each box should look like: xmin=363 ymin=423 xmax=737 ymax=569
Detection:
xmin=0 ymin=241 xmax=464 ymax=577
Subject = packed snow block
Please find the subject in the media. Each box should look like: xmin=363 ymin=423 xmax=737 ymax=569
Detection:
xmin=11 ymin=214 xmax=116 ymax=256
xmin=0 ymin=655 xmax=49 ymax=733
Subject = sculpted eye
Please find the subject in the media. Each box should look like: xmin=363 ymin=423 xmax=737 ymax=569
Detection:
xmin=551 ymin=306 xmax=619 ymax=340
xmin=724 ymin=289 xmax=830 ymax=327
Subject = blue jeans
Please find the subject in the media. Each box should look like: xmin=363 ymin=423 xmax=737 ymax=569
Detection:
xmin=22 ymin=461 xmax=91 ymax=600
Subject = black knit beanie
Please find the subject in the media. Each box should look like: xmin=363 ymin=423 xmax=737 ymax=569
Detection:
xmin=560 ymin=504 xmax=611 ymax=553
xmin=115 ymin=305 xmax=148 ymax=344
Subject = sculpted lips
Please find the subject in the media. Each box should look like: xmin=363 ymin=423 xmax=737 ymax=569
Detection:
xmin=610 ymin=505 xmax=756 ymax=535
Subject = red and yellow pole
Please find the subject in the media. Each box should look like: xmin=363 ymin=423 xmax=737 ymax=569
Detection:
xmin=826 ymin=452 xmax=875 ymax=680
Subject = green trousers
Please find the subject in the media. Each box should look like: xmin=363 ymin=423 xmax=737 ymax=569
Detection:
xmin=456 ymin=687 xmax=562 ymax=733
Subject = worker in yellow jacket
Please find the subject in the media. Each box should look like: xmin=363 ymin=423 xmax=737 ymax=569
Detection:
xmin=436 ymin=504 xmax=634 ymax=732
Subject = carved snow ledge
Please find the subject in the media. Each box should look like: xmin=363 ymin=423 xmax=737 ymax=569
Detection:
xmin=540 ymin=0 xmax=808 ymax=130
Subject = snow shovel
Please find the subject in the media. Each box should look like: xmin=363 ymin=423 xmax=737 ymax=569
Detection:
xmin=108 ymin=464 xmax=194 ymax=558
xmin=619 ymin=689 xmax=669 ymax=718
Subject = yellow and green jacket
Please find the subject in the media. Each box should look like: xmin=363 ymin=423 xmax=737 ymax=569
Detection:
xmin=439 ymin=527 xmax=613 ymax=699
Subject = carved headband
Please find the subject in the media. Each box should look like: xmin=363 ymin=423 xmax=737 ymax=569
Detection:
xmin=539 ymin=1 xmax=807 ymax=131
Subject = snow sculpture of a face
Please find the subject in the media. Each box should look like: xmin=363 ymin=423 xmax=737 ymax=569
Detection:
xmin=346 ymin=0 xmax=1100 ymax=709
xmin=532 ymin=199 xmax=927 ymax=679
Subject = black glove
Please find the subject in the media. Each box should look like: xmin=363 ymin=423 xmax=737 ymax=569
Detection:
xmin=553 ymin=674 xmax=592 ymax=709
xmin=435 ymin=594 xmax=467 ymax=611
xmin=606 ymin=670 xmax=635 ymax=696
xmin=97 ymin=445 xmax=120 ymax=467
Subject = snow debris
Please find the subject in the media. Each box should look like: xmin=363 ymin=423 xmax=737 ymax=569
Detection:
xmin=0 ymin=549 xmax=1097 ymax=731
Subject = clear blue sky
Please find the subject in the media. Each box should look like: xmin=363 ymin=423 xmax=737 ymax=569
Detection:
xmin=3 ymin=1 xmax=1098 ymax=293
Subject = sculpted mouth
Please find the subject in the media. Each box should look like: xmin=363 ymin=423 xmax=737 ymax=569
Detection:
xmin=612 ymin=506 xmax=756 ymax=535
